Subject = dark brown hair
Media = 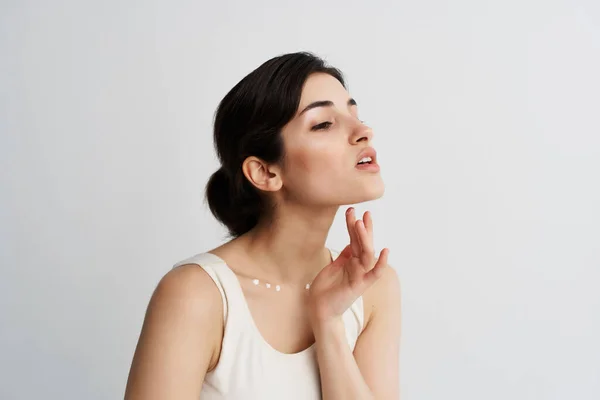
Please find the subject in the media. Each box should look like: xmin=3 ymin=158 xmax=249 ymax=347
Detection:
xmin=205 ymin=52 xmax=345 ymax=238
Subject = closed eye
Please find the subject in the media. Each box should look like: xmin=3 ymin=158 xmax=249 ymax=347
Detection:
xmin=311 ymin=121 xmax=333 ymax=131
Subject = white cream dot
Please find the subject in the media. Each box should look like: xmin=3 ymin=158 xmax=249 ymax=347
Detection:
xmin=305 ymin=283 xmax=310 ymax=290
xmin=275 ymin=285 xmax=281 ymax=291
xmin=266 ymin=283 xmax=271 ymax=288
xmin=253 ymin=279 xmax=259 ymax=285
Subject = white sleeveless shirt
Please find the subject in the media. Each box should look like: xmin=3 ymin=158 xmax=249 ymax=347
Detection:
xmin=172 ymin=248 xmax=365 ymax=399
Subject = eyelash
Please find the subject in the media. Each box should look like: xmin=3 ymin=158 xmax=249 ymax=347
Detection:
xmin=310 ymin=118 xmax=365 ymax=131
xmin=311 ymin=121 xmax=333 ymax=131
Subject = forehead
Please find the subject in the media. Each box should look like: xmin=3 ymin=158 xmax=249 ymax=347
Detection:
xmin=297 ymin=73 xmax=349 ymax=111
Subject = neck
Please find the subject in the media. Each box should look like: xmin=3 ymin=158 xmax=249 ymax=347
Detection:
xmin=238 ymin=203 xmax=339 ymax=284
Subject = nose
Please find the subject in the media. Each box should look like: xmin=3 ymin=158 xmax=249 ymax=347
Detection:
xmin=349 ymin=119 xmax=373 ymax=144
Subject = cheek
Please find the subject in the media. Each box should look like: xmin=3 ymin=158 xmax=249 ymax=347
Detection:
xmin=289 ymin=146 xmax=339 ymax=175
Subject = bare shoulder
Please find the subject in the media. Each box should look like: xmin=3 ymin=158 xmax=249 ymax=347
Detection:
xmin=154 ymin=263 xmax=224 ymax=313
xmin=146 ymin=263 xmax=225 ymax=361
xmin=362 ymin=263 xmax=401 ymax=327
xmin=124 ymin=263 xmax=224 ymax=399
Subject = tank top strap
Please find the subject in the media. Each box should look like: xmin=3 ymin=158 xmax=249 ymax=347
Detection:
xmin=172 ymin=252 xmax=248 ymax=325
xmin=173 ymin=248 xmax=364 ymax=349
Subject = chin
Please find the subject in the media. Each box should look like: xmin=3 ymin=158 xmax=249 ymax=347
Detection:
xmin=345 ymin=180 xmax=386 ymax=204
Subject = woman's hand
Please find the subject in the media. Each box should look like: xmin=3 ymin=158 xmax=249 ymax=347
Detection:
xmin=308 ymin=207 xmax=389 ymax=324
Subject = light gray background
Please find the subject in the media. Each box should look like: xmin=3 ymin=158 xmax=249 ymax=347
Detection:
xmin=1 ymin=1 xmax=599 ymax=399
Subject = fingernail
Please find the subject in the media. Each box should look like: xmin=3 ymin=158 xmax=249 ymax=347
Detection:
xmin=346 ymin=207 xmax=353 ymax=215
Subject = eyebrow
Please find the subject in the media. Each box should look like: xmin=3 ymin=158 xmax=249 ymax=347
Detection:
xmin=299 ymin=98 xmax=357 ymax=116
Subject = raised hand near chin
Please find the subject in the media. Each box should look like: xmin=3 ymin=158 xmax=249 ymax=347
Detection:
xmin=308 ymin=207 xmax=389 ymax=324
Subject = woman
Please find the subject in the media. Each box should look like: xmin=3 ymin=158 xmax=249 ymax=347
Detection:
xmin=125 ymin=52 xmax=401 ymax=399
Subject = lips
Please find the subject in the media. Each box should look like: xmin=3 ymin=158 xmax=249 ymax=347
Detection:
xmin=356 ymin=147 xmax=378 ymax=166
xmin=355 ymin=147 xmax=380 ymax=172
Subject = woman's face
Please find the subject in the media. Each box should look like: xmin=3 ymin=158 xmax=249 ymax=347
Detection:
xmin=279 ymin=72 xmax=385 ymax=207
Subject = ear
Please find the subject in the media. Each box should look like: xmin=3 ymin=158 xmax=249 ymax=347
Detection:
xmin=241 ymin=156 xmax=282 ymax=192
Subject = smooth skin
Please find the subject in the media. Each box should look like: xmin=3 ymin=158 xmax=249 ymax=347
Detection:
xmin=124 ymin=73 xmax=401 ymax=399
xmin=124 ymin=209 xmax=401 ymax=399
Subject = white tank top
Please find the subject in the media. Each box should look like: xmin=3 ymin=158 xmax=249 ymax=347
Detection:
xmin=172 ymin=248 xmax=365 ymax=399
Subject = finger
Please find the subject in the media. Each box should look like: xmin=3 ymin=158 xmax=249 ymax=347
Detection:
xmin=364 ymin=248 xmax=389 ymax=285
xmin=326 ymin=245 xmax=351 ymax=273
xmin=363 ymin=211 xmax=374 ymax=259
xmin=364 ymin=211 xmax=374 ymax=240
xmin=355 ymin=219 xmax=375 ymax=269
xmin=345 ymin=207 xmax=360 ymax=257
xmin=334 ymin=244 xmax=353 ymax=266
